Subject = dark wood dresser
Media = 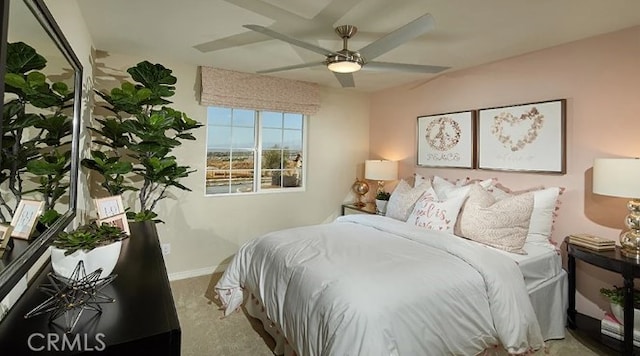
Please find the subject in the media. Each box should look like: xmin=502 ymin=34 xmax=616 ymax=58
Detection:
xmin=0 ymin=221 xmax=181 ymax=355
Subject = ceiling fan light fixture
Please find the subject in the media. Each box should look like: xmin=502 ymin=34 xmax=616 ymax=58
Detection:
xmin=242 ymin=14 xmax=438 ymax=87
xmin=327 ymin=60 xmax=362 ymax=73
xmin=326 ymin=50 xmax=365 ymax=73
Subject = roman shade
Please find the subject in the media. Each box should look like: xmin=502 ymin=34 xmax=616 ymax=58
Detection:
xmin=199 ymin=67 xmax=320 ymax=115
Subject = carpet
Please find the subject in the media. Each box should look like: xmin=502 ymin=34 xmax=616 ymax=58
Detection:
xmin=170 ymin=273 xmax=615 ymax=356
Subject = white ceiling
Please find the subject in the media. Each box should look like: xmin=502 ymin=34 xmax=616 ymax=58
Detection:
xmin=74 ymin=0 xmax=640 ymax=92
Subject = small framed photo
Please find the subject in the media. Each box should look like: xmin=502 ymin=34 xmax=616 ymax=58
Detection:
xmin=98 ymin=213 xmax=130 ymax=236
xmin=417 ymin=110 xmax=476 ymax=168
xmin=0 ymin=224 xmax=13 ymax=251
xmin=94 ymin=195 xmax=125 ymax=220
xmin=10 ymin=199 xmax=45 ymax=240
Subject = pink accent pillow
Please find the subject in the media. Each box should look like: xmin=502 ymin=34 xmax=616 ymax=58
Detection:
xmin=487 ymin=184 xmax=564 ymax=247
xmin=458 ymin=184 xmax=534 ymax=254
xmin=408 ymin=187 xmax=467 ymax=233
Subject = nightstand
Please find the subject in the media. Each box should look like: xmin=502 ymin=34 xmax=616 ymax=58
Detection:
xmin=566 ymin=237 xmax=640 ymax=355
xmin=341 ymin=203 xmax=377 ymax=216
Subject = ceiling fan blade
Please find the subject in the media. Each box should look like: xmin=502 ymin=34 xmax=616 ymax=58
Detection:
xmin=243 ymin=25 xmax=335 ymax=56
xmin=312 ymin=0 xmax=361 ymax=24
xmin=364 ymin=61 xmax=449 ymax=73
xmin=194 ymin=31 xmax=269 ymax=53
xmin=358 ymin=14 xmax=435 ymax=61
xmin=333 ymin=72 xmax=355 ymax=88
xmin=257 ymin=62 xmax=324 ymax=74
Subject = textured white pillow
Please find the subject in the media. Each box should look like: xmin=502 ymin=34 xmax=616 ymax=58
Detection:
xmin=490 ymin=186 xmax=561 ymax=246
xmin=386 ymin=179 xmax=430 ymax=221
xmin=459 ymin=184 xmax=534 ymax=254
xmin=408 ymin=187 xmax=467 ymax=233
xmin=431 ymin=175 xmax=461 ymax=198
xmin=432 ymin=175 xmax=494 ymax=199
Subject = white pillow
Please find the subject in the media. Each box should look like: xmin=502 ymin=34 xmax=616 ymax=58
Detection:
xmin=408 ymin=187 xmax=467 ymax=233
xmin=386 ymin=179 xmax=430 ymax=221
xmin=414 ymin=173 xmax=429 ymax=188
xmin=432 ymin=175 xmax=494 ymax=199
xmin=528 ymin=187 xmax=561 ymax=245
xmin=491 ymin=186 xmax=561 ymax=246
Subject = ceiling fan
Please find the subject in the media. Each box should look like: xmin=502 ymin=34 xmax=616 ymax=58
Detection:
xmin=243 ymin=14 xmax=449 ymax=88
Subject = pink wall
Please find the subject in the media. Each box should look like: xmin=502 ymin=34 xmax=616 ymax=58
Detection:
xmin=369 ymin=26 xmax=640 ymax=319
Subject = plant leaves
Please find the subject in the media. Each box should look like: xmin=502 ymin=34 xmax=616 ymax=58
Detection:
xmin=5 ymin=42 xmax=47 ymax=74
xmin=127 ymin=61 xmax=176 ymax=103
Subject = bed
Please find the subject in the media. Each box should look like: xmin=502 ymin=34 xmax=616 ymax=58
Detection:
xmin=215 ymin=176 xmax=567 ymax=355
xmin=215 ymin=213 xmax=567 ymax=355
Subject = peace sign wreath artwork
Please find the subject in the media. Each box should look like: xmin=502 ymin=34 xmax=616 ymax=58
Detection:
xmin=417 ymin=110 xmax=475 ymax=169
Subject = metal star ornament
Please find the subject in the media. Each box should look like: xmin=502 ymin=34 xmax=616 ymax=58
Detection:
xmin=25 ymin=260 xmax=117 ymax=333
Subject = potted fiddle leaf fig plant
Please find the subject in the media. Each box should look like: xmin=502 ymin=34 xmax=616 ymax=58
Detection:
xmin=1 ymin=41 xmax=74 ymax=227
xmin=51 ymin=221 xmax=129 ymax=279
xmin=81 ymin=61 xmax=203 ymax=223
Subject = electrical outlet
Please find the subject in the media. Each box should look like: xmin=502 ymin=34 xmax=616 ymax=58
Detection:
xmin=161 ymin=243 xmax=171 ymax=255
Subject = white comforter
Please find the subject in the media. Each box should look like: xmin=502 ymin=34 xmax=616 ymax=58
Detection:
xmin=216 ymin=214 xmax=543 ymax=356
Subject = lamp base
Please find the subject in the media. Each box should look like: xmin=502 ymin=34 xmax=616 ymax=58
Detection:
xmin=620 ymin=230 xmax=640 ymax=260
xmin=351 ymin=179 xmax=369 ymax=208
xmin=621 ymin=248 xmax=640 ymax=259
xmin=620 ymin=199 xmax=640 ymax=259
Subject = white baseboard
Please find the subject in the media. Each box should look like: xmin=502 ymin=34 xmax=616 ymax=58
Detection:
xmin=168 ymin=263 xmax=228 ymax=281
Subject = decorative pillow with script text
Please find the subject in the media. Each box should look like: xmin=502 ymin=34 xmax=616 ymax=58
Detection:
xmin=408 ymin=187 xmax=467 ymax=233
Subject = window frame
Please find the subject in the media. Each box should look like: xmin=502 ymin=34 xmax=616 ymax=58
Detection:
xmin=204 ymin=107 xmax=308 ymax=196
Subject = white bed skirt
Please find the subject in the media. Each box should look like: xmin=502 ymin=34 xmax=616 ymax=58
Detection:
xmin=244 ymin=292 xmax=295 ymax=356
xmin=528 ymin=269 xmax=568 ymax=341
xmin=243 ymin=268 xmax=568 ymax=356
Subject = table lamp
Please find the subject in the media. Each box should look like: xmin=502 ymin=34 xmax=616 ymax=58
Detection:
xmin=364 ymin=160 xmax=398 ymax=195
xmin=593 ymin=158 xmax=640 ymax=258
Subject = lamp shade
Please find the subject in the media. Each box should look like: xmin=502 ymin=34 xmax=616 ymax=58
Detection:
xmin=364 ymin=160 xmax=398 ymax=181
xmin=593 ymin=158 xmax=640 ymax=198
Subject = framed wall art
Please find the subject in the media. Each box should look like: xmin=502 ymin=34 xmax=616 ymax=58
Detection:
xmin=94 ymin=195 xmax=126 ymax=220
xmin=417 ymin=110 xmax=475 ymax=168
xmin=477 ymin=99 xmax=566 ymax=174
xmin=10 ymin=199 xmax=44 ymax=240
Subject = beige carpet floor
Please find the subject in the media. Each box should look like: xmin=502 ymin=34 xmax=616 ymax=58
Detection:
xmin=170 ymin=274 xmax=616 ymax=356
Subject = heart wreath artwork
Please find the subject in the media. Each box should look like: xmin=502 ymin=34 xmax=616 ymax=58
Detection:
xmin=490 ymin=107 xmax=544 ymax=152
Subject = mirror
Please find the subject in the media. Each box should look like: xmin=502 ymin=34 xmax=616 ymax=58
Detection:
xmin=0 ymin=0 xmax=80 ymax=300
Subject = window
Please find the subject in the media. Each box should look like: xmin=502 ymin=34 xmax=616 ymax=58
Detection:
xmin=206 ymin=107 xmax=306 ymax=195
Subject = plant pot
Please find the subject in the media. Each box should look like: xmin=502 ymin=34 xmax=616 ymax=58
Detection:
xmin=51 ymin=240 xmax=122 ymax=279
xmin=610 ymin=302 xmax=640 ymax=329
xmin=375 ymin=199 xmax=388 ymax=215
